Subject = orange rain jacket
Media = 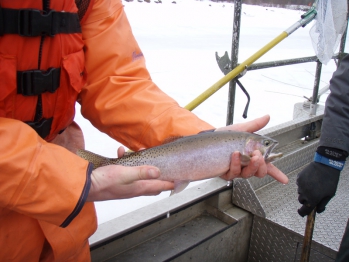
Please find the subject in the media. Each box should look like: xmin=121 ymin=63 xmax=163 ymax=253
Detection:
xmin=0 ymin=0 xmax=213 ymax=261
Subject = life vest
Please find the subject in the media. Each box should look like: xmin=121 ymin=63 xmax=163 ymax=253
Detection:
xmin=0 ymin=0 xmax=93 ymax=141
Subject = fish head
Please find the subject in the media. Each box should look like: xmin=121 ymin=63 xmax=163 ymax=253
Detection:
xmin=245 ymin=134 xmax=278 ymax=160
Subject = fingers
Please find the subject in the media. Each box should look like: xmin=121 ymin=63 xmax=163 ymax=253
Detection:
xmin=120 ymin=165 xmax=161 ymax=184
xmin=297 ymin=187 xmax=316 ymax=217
xmin=298 ymin=204 xmax=314 ymax=217
xmin=216 ymin=115 xmax=270 ymax=133
xmin=240 ymin=114 xmax=270 ymax=133
xmin=266 ymin=163 xmax=289 ymax=184
xmin=221 ymin=150 xmax=288 ymax=184
xmin=220 ymin=151 xmax=242 ymax=180
xmin=317 ymin=196 xmax=332 ymax=213
xmin=136 ymin=180 xmax=174 ymax=196
xmin=117 ymin=146 xmax=125 ymax=158
xmin=221 ymin=151 xmax=264 ymax=180
xmin=240 ymin=152 xmax=266 ymax=179
xmin=119 ymin=165 xmax=174 ymax=197
xmin=239 ymin=156 xmax=260 ymax=178
xmin=297 ymin=196 xmax=330 ymax=217
xmin=88 ymin=165 xmax=174 ymax=201
xmin=248 ymin=150 xmax=289 ymax=184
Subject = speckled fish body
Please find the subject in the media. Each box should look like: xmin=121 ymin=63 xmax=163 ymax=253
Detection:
xmin=77 ymin=131 xmax=280 ymax=194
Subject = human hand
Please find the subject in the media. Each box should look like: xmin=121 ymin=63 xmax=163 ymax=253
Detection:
xmin=215 ymin=115 xmax=288 ymax=184
xmin=87 ymin=165 xmax=174 ymax=201
xmin=297 ymin=162 xmax=340 ymax=217
xmin=117 ymin=146 xmax=126 ymax=157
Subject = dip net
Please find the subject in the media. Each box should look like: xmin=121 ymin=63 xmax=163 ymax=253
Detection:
xmin=310 ymin=0 xmax=348 ymax=64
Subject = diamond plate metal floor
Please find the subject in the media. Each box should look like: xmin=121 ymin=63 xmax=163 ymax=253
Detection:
xmin=257 ymin=164 xmax=349 ymax=252
xmin=232 ymin=109 xmax=349 ymax=260
xmin=233 ymin=159 xmax=349 ymax=261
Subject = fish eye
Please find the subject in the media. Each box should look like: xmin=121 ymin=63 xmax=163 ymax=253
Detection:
xmin=264 ymin=140 xmax=271 ymax=146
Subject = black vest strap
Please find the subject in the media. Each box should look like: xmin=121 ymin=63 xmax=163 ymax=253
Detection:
xmin=0 ymin=8 xmax=81 ymax=37
xmin=17 ymin=68 xmax=61 ymax=96
xmin=26 ymin=117 xmax=53 ymax=139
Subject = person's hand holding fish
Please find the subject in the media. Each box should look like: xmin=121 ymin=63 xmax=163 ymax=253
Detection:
xmin=87 ymin=164 xmax=173 ymax=201
xmin=216 ymin=115 xmax=288 ymax=184
xmin=83 ymin=115 xmax=288 ymax=201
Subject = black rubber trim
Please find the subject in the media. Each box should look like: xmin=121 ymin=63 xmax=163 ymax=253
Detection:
xmin=60 ymin=162 xmax=94 ymax=228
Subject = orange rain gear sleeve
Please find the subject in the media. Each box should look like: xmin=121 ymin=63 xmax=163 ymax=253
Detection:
xmin=79 ymin=0 xmax=214 ymax=151
xmin=0 ymin=118 xmax=96 ymax=261
xmin=0 ymin=118 xmax=91 ymax=226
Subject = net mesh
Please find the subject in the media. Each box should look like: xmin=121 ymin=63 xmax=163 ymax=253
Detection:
xmin=75 ymin=0 xmax=91 ymax=21
xmin=310 ymin=0 xmax=348 ymax=64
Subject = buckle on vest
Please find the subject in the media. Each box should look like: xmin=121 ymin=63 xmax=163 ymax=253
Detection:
xmin=18 ymin=9 xmax=55 ymax=36
xmin=17 ymin=68 xmax=61 ymax=96
xmin=26 ymin=117 xmax=53 ymax=139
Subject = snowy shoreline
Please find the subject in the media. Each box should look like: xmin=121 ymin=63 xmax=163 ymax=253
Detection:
xmin=123 ymin=0 xmax=312 ymax=11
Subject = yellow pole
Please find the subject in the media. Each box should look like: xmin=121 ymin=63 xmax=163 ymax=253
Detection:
xmin=185 ymin=31 xmax=288 ymax=111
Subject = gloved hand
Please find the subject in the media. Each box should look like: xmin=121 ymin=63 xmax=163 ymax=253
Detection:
xmin=297 ymin=161 xmax=340 ymax=217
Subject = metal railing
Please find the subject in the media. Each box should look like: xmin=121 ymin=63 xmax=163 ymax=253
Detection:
xmin=184 ymin=0 xmax=348 ymax=125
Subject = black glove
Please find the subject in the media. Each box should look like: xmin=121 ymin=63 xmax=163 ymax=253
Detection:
xmin=297 ymin=161 xmax=340 ymax=217
xmin=297 ymin=146 xmax=347 ymax=217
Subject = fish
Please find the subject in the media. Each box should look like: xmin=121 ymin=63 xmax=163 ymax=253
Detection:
xmin=77 ymin=131 xmax=282 ymax=195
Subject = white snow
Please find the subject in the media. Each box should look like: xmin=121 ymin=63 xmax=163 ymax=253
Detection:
xmin=74 ymin=0 xmax=344 ymax=225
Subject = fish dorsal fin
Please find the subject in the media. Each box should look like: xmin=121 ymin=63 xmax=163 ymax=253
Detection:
xmin=77 ymin=149 xmax=112 ymax=169
xmin=170 ymin=180 xmax=190 ymax=196
xmin=122 ymin=151 xmax=134 ymax=157
xmin=162 ymin=136 xmax=184 ymax=145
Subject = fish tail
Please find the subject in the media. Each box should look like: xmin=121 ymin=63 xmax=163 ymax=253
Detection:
xmin=76 ymin=149 xmax=109 ymax=169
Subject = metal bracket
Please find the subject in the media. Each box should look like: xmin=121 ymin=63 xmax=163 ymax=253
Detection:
xmin=305 ymin=122 xmax=317 ymax=141
xmin=216 ymin=52 xmax=250 ymax=118
xmin=215 ymin=51 xmax=231 ymax=76
xmin=236 ymin=79 xmax=250 ymax=119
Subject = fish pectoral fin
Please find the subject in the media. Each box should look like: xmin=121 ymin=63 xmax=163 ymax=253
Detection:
xmin=240 ymin=154 xmax=251 ymax=166
xmin=170 ymin=180 xmax=190 ymax=196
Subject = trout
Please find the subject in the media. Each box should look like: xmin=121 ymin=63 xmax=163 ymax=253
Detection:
xmin=77 ymin=131 xmax=282 ymax=194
